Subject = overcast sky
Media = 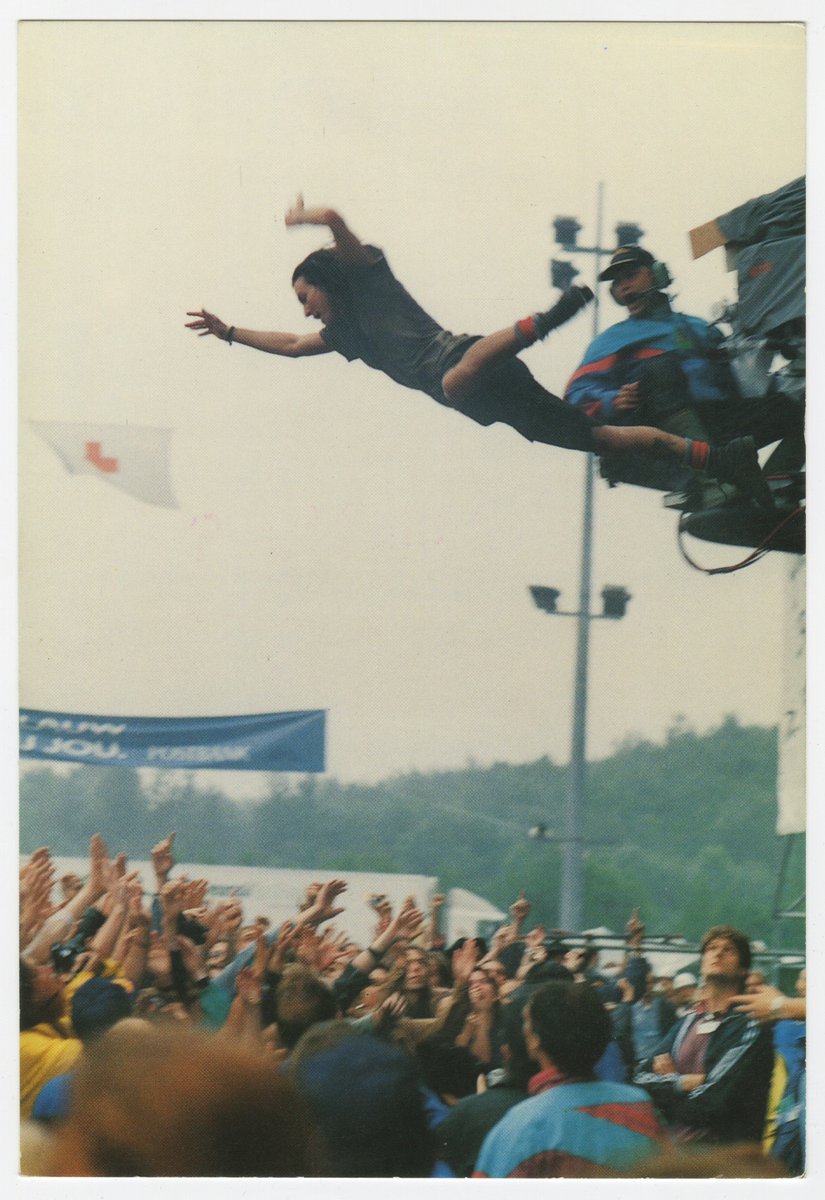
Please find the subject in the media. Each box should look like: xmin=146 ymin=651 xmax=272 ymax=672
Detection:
xmin=16 ymin=16 xmax=812 ymax=796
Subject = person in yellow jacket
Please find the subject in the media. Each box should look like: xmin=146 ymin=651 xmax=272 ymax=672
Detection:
xmin=21 ymin=953 xmax=137 ymax=1119
xmin=20 ymin=958 xmax=82 ymax=1120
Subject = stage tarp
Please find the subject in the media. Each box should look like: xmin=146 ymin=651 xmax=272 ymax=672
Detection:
xmin=19 ymin=708 xmax=326 ymax=773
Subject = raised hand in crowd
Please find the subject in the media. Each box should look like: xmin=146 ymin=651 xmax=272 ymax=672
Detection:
xmin=515 ymin=930 xmax=548 ymax=982
xmin=391 ymin=895 xmax=425 ymax=944
xmin=85 ymin=833 xmax=108 ymax=902
xmin=525 ymin=922 xmax=546 ymax=949
xmin=20 ymin=846 xmax=52 ymax=895
xmin=199 ymin=891 xmax=240 ymax=948
xmin=625 ymin=907 xmax=646 ymax=951
xmin=299 ymin=881 xmax=322 ymax=912
xmin=302 ymin=878 xmax=348 ymax=928
xmin=59 ymin=873 xmax=83 ymax=903
xmin=509 ymin=890 xmax=531 ymax=932
xmin=372 ymin=991 xmax=408 ymax=1031
xmin=160 ymin=878 xmax=187 ymax=923
xmin=218 ymin=895 xmax=245 ymax=959
xmin=151 ymin=831 xmax=176 ymax=890
xmin=483 ymin=923 xmax=517 ymax=966
xmin=348 ymin=895 xmax=423 ymax=977
xmin=452 ymin=938 xmax=481 ymax=987
xmin=426 ymin=892 xmax=446 ymax=950
xmin=269 ymin=920 xmax=300 ymax=974
xmin=118 ymin=924 xmax=151 ymax=986
xmin=181 ymin=877 xmax=210 ymax=914
xmin=478 ymin=891 xmax=530 ymax=965
xmin=224 ymin=966 xmax=265 ymax=1046
xmin=19 ymin=849 xmax=56 ymax=948
xmin=250 ymin=925 xmax=270 ymax=982
xmin=21 ymin=833 xmax=110 ymax=964
xmin=315 ymin=928 xmax=350 ymax=975
xmin=372 ymin=893 xmax=394 ymax=937
xmin=103 ymin=871 xmax=143 ymax=965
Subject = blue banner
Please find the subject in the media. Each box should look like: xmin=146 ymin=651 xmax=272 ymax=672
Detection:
xmin=19 ymin=709 xmax=326 ymax=773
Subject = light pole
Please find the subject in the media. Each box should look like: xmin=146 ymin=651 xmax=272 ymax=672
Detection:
xmin=529 ymin=583 xmax=631 ymax=930
xmin=531 ymin=185 xmax=641 ymax=931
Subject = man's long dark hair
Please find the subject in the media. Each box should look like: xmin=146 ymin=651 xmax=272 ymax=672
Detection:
xmin=700 ymin=924 xmax=752 ymax=982
xmin=291 ymin=249 xmax=354 ymax=319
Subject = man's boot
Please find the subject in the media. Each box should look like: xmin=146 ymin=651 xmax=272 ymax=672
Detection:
xmin=658 ymin=407 xmax=738 ymax=509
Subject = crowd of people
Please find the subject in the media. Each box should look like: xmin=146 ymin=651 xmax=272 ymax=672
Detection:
xmin=19 ymin=832 xmax=805 ymax=1178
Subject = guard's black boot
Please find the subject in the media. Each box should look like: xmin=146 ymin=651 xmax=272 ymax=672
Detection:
xmin=706 ymin=436 xmax=774 ymax=509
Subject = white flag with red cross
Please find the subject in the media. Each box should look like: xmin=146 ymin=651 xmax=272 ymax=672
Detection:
xmin=31 ymin=421 xmax=179 ymax=509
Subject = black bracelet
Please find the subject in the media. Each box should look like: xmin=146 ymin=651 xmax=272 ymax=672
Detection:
xmin=226 ymin=326 xmax=236 ymax=345
xmin=367 ymin=945 xmax=384 ymax=962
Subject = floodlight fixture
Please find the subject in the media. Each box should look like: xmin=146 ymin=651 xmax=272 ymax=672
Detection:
xmin=550 ymin=259 xmax=580 ymax=291
xmin=615 ymin=221 xmax=645 ymax=247
xmin=601 ymin=586 xmax=632 ymax=619
xmin=529 ymin=585 xmax=561 ymax=614
xmin=553 ymin=216 xmax=582 ymax=249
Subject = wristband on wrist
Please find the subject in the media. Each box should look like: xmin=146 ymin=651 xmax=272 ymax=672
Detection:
xmin=367 ymin=945 xmax=384 ymax=962
xmin=770 ymin=994 xmax=785 ymax=1017
xmin=226 ymin=326 xmax=236 ymax=345
xmin=514 ymin=317 xmax=537 ymax=348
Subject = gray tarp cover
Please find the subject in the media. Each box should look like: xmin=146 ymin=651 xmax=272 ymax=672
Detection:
xmin=717 ymin=178 xmax=805 ymax=337
xmin=736 ymin=236 xmax=805 ymax=337
xmin=717 ymin=176 xmax=805 ymax=246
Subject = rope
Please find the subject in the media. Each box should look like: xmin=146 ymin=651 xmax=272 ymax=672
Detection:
xmin=677 ymin=505 xmax=804 ymax=575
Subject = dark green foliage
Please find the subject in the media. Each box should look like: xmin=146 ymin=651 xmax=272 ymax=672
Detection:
xmin=19 ymin=718 xmax=802 ymax=945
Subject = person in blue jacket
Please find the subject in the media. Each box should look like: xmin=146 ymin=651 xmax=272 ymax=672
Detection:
xmin=565 ymin=245 xmax=734 ymax=438
xmin=564 ymin=245 xmax=801 ymax=490
xmin=473 ymin=982 xmax=663 ymax=1177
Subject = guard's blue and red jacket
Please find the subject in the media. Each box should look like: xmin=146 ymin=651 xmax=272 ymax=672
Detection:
xmin=564 ymin=312 xmax=735 ymax=421
xmin=473 ymin=1067 xmax=665 ymax=1178
xmin=633 ymin=1003 xmax=774 ymax=1144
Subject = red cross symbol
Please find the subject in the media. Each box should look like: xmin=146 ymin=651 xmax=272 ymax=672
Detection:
xmin=85 ymin=442 xmax=119 ymax=473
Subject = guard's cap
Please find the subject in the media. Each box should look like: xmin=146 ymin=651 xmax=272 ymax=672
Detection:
xmin=598 ymin=245 xmax=655 ymax=282
xmin=672 ymin=972 xmax=697 ymax=990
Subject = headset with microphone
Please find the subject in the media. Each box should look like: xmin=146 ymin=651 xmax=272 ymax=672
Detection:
xmin=605 ymin=248 xmax=673 ymax=305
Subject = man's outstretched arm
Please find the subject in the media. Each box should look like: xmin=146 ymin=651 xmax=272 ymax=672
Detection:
xmin=185 ymin=309 xmax=330 ymax=357
xmin=284 ymin=193 xmax=374 ymax=266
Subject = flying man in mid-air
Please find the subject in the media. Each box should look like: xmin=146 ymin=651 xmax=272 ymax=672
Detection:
xmin=187 ymin=196 xmax=764 ymax=496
